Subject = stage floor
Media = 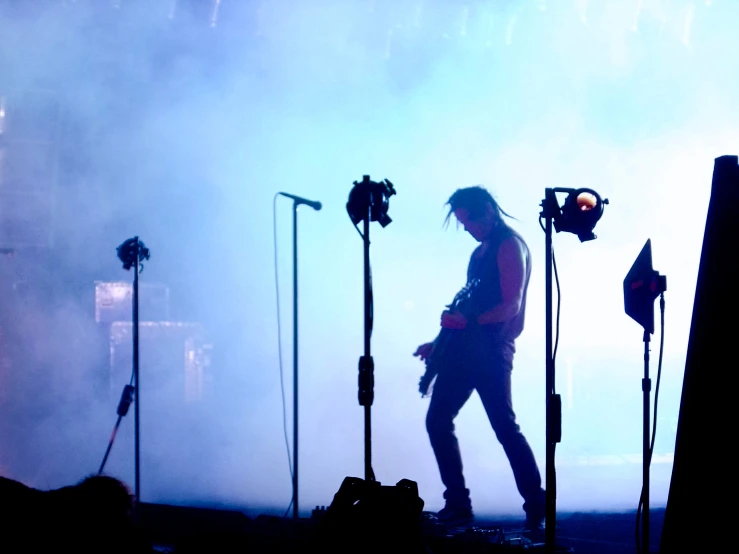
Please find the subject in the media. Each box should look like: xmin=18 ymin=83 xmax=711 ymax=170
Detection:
xmin=140 ymin=502 xmax=665 ymax=553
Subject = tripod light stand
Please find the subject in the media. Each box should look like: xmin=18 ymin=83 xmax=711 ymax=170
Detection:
xmin=539 ymin=188 xmax=608 ymax=554
xmin=624 ymin=239 xmax=667 ymax=554
xmin=115 ymin=236 xmax=150 ymax=508
xmin=346 ymin=174 xmax=396 ymax=483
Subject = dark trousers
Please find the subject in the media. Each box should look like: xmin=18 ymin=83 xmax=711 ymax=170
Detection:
xmin=426 ymin=340 xmax=544 ymax=513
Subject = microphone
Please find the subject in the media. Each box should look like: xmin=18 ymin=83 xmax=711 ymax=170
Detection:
xmin=279 ymin=192 xmax=322 ymax=211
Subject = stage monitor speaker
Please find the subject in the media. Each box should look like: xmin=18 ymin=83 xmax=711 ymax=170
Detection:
xmin=313 ymin=476 xmax=429 ymax=554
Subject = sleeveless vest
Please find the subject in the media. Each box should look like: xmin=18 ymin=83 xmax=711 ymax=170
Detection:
xmin=465 ymin=224 xmax=531 ymax=345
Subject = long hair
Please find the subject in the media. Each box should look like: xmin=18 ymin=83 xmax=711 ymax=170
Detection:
xmin=443 ymin=185 xmax=516 ymax=228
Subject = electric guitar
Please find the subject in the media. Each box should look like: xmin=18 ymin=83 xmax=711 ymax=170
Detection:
xmin=418 ymin=278 xmax=482 ymax=397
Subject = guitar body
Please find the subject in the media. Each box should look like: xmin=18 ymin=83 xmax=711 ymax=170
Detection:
xmin=418 ymin=279 xmax=481 ymax=397
xmin=418 ymin=328 xmax=455 ymax=397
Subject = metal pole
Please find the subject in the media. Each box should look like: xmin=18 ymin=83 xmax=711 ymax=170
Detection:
xmin=642 ymin=331 xmax=651 ymax=553
xmin=363 ymin=212 xmax=372 ymax=482
xmin=544 ymin=200 xmax=557 ymax=553
xmin=133 ymin=255 xmax=141 ymax=509
xmin=292 ymin=203 xmax=299 ymax=519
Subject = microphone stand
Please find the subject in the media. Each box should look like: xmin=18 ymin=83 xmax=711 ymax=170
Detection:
xmin=280 ymin=193 xmax=320 ymax=519
xmin=291 ymin=201 xmax=300 ymax=519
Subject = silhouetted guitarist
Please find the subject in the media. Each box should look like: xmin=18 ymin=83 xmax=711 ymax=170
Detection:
xmin=414 ymin=186 xmax=545 ymax=530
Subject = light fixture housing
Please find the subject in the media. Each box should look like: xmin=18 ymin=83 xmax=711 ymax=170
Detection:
xmin=346 ymin=175 xmax=396 ymax=227
xmin=553 ymin=187 xmax=608 ymax=242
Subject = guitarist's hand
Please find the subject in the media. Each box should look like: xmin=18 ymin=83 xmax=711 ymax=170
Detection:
xmin=441 ymin=309 xmax=467 ymax=330
xmin=413 ymin=342 xmax=434 ymax=361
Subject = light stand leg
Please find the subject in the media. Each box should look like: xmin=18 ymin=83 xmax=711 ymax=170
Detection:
xmin=133 ymin=257 xmax=141 ymax=510
xmin=539 ymin=186 xmax=607 ymax=552
xmin=114 ymin=236 xmax=150 ymax=517
xmin=359 ymin=211 xmax=375 ymax=482
xmin=292 ymin=203 xmax=299 ymax=519
xmin=542 ymin=190 xmax=561 ymax=554
xmin=642 ymin=331 xmax=651 ymax=553
xmin=364 ymin=212 xmax=371 ymax=482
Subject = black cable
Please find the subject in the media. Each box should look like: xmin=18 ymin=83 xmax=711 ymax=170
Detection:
xmin=635 ymin=293 xmax=665 ymax=554
xmin=352 ymin=219 xmax=373 ymax=338
xmin=651 ymin=294 xmax=666 ymax=461
xmin=552 ymin=249 xmax=561 ymax=394
xmin=97 ymin=316 xmax=139 ymax=474
xmin=98 ymin=416 xmax=123 ymax=475
xmin=540 ymin=216 xmax=561 ymax=394
xmin=369 ymin=261 xmax=373 ymax=338
xmin=273 ymin=193 xmax=295 ymax=516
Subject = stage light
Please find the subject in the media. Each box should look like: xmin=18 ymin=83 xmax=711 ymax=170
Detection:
xmin=624 ymin=239 xmax=667 ymax=335
xmin=346 ymin=175 xmax=396 ymax=227
xmin=576 ymin=191 xmax=597 ymax=210
xmin=539 ymin=185 xmax=609 ymax=551
xmin=552 ymin=187 xmax=609 ymax=242
xmin=345 ymin=174 xmax=398 ymax=483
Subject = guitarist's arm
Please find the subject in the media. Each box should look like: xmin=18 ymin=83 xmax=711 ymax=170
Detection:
xmin=414 ymin=300 xmax=466 ymax=359
xmin=476 ymin=236 xmax=527 ymax=325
